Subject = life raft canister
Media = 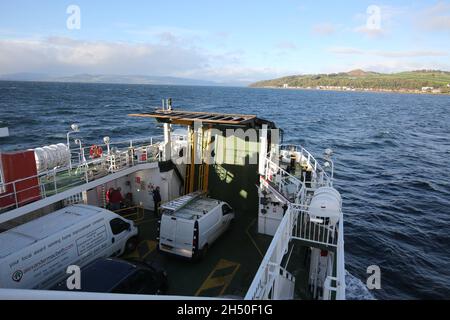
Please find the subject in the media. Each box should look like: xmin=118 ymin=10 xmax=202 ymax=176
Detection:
xmin=89 ymin=145 xmax=103 ymax=158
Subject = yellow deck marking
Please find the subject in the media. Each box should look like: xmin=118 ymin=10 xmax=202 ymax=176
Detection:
xmin=142 ymin=240 xmax=157 ymax=259
xmin=195 ymin=259 xmax=240 ymax=296
xmin=246 ymin=218 xmax=264 ymax=258
xmin=123 ymin=240 xmax=157 ymax=260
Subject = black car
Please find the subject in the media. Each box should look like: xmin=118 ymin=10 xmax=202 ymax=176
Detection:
xmin=51 ymin=258 xmax=168 ymax=295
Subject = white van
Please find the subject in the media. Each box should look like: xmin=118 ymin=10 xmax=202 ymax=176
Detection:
xmin=158 ymin=193 xmax=235 ymax=260
xmin=0 ymin=204 xmax=138 ymax=290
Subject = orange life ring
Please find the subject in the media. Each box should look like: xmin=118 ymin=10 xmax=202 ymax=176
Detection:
xmin=89 ymin=145 xmax=103 ymax=158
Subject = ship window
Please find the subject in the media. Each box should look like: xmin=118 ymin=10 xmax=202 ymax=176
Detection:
xmin=110 ymin=218 xmax=130 ymax=235
xmin=222 ymin=204 xmax=233 ymax=216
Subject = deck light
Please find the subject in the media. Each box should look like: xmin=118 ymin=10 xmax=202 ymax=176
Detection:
xmin=324 ymin=148 xmax=333 ymax=159
xmin=67 ymin=125 xmax=80 ymax=171
xmin=74 ymin=139 xmax=86 ymax=163
xmin=103 ymin=136 xmax=111 ymax=154
xmin=323 ymin=149 xmax=334 ymax=186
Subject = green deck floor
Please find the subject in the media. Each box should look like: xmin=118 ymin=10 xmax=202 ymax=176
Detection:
xmin=123 ymin=209 xmax=272 ymax=298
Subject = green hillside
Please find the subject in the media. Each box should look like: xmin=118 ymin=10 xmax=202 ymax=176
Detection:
xmin=250 ymin=70 xmax=450 ymax=93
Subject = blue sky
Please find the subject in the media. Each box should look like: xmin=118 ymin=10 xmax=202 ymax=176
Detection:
xmin=0 ymin=0 xmax=449 ymax=83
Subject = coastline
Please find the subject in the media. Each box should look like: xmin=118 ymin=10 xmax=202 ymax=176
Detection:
xmin=250 ymin=86 xmax=450 ymax=96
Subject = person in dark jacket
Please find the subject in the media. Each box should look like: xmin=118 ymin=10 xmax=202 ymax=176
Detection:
xmin=151 ymin=186 xmax=162 ymax=216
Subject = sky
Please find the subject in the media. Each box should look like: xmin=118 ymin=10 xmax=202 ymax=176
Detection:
xmin=0 ymin=0 xmax=449 ymax=83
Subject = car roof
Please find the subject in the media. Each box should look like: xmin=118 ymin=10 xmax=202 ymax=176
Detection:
xmin=53 ymin=258 xmax=139 ymax=292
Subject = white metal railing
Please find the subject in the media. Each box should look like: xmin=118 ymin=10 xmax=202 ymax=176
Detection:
xmin=245 ymin=208 xmax=294 ymax=300
xmin=264 ymin=158 xmax=303 ymax=202
xmin=335 ymin=219 xmax=346 ymax=299
xmin=0 ymin=136 xmax=164 ymax=213
xmin=246 ymin=205 xmax=344 ymax=300
xmin=63 ymin=192 xmax=83 ymax=206
xmin=69 ymin=136 xmax=164 ymax=168
xmin=247 ymin=152 xmax=345 ymax=300
xmin=0 ymin=289 xmax=224 ymax=300
xmin=322 ymin=220 xmax=346 ymax=300
xmin=291 ymin=207 xmax=338 ymax=247
xmin=279 ymin=144 xmax=330 ymax=185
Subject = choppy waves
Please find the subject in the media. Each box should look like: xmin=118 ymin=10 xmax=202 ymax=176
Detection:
xmin=1 ymin=82 xmax=449 ymax=299
xmin=345 ymin=271 xmax=376 ymax=300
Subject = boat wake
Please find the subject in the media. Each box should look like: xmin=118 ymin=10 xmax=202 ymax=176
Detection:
xmin=345 ymin=271 xmax=376 ymax=300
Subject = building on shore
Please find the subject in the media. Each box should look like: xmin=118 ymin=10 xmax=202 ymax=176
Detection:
xmin=422 ymin=86 xmax=434 ymax=92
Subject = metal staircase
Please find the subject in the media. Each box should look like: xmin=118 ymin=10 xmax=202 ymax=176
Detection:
xmin=246 ymin=151 xmax=345 ymax=300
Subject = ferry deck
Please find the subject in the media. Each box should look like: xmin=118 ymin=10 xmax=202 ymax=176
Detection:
xmin=0 ymin=106 xmax=345 ymax=300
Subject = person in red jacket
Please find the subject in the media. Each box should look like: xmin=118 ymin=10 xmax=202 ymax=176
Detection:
xmin=109 ymin=187 xmax=123 ymax=211
xmin=106 ymin=187 xmax=114 ymax=209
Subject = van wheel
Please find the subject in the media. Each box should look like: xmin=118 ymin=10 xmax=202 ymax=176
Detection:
xmin=125 ymin=236 xmax=138 ymax=254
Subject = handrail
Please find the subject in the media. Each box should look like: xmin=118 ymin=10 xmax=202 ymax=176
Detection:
xmin=247 ymin=154 xmax=344 ymax=300
xmin=279 ymin=144 xmax=330 ymax=182
xmin=69 ymin=135 xmax=164 ymax=154
xmin=265 ymin=158 xmax=303 ymax=190
xmin=245 ymin=208 xmax=292 ymax=300
xmin=0 ymin=136 xmax=164 ymax=213
xmin=113 ymin=205 xmax=145 ymax=223
xmin=335 ymin=218 xmax=346 ymax=299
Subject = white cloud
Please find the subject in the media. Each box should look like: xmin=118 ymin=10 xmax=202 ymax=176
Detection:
xmin=329 ymin=47 xmax=365 ymax=55
xmin=0 ymin=36 xmax=284 ymax=84
xmin=275 ymin=41 xmax=297 ymax=50
xmin=0 ymin=37 xmax=209 ymax=76
xmin=353 ymin=25 xmax=386 ymax=38
xmin=179 ymin=66 xmax=285 ymax=84
xmin=415 ymin=1 xmax=450 ymax=32
xmin=312 ymin=23 xmax=337 ymax=36
xmin=328 ymin=46 xmax=448 ymax=58
xmin=125 ymin=26 xmax=206 ymax=43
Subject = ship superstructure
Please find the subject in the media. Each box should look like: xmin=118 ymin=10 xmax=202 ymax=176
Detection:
xmin=0 ymin=100 xmax=345 ymax=300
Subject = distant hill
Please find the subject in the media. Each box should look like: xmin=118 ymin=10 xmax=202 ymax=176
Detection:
xmin=0 ymin=73 xmax=242 ymax=87
xmin=250 ymin=70 xmax=450 ymax=93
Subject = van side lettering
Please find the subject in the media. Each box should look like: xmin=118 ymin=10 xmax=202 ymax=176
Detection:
xmin=33 ymin=246 xmax=46 ymax=256
xmin=21 ymin=253 xmax=32 ymax=262
xmin=72 ymin=223 xmax=92 ymax=235
xmin=9 ymin=260 xmax=19 ymax=269
xmin=24 ymin=244 xmax=74 ymax=274
xmin=92 ymin=218 xmax=104 ymax=225
xmin=48 ymin=238 xmax=62 ymax=248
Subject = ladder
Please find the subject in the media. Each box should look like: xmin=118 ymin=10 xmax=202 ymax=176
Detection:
xmin=198 ymin=126 xmax=211 ymax=193
xmin=184 ymin=126 xmax=196 ymax=195
xmin=162 ymin=191 xmax=202 ymax=212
